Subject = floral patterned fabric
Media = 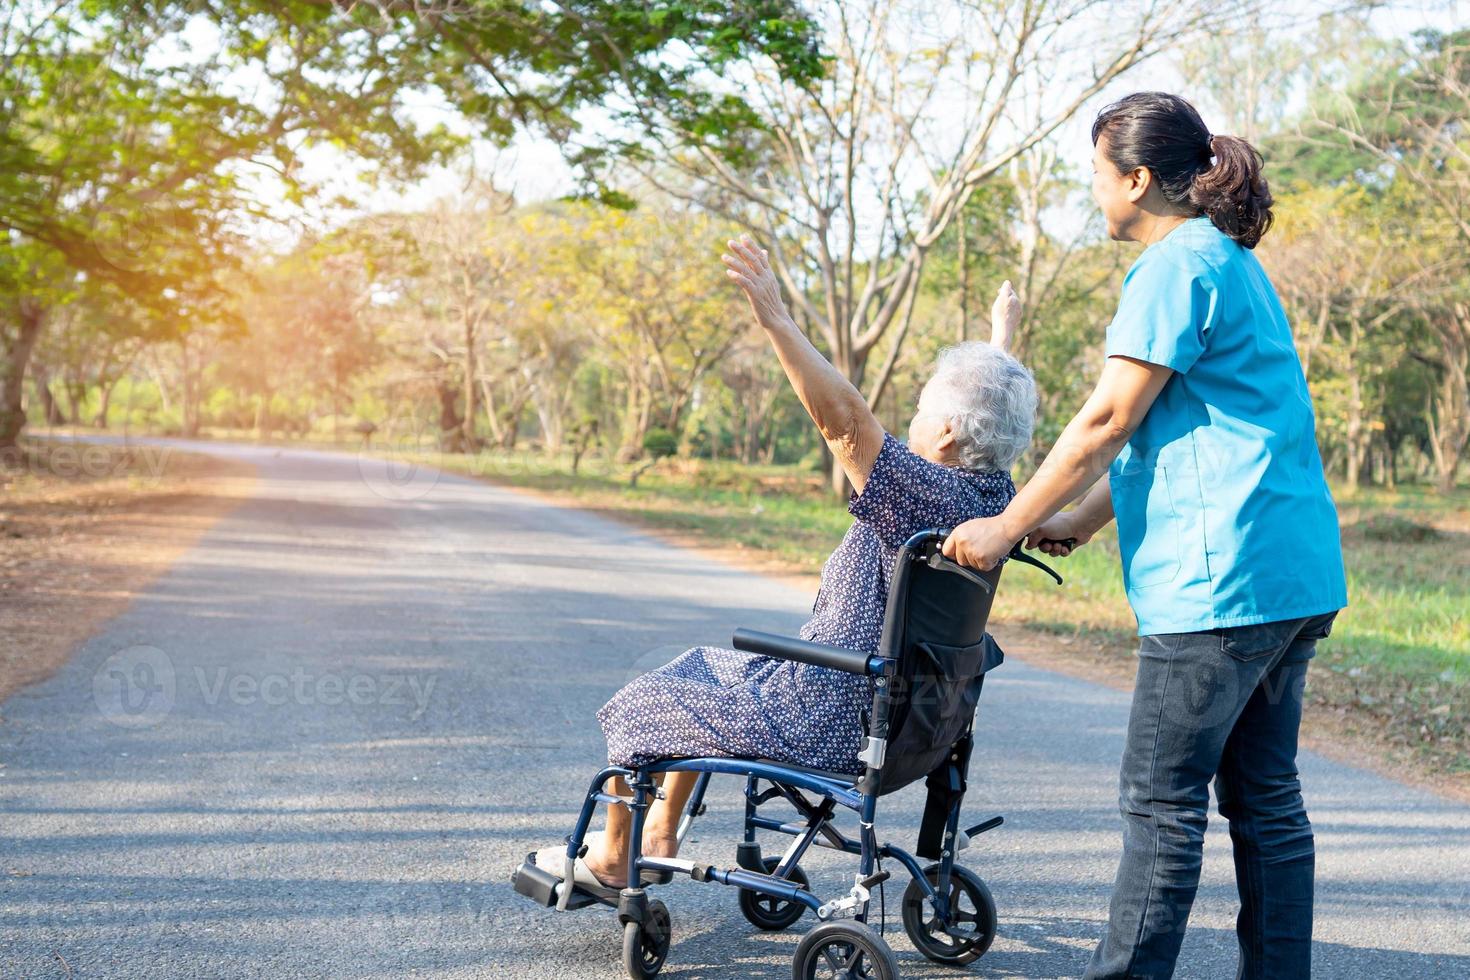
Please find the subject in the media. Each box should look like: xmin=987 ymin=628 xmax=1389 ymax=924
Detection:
xmin=598 ymin=432 xmax=1016 ymax=773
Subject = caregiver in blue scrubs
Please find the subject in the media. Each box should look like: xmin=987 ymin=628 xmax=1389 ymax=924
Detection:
xmin=943 ymin=92 xmax=1347 ymax=979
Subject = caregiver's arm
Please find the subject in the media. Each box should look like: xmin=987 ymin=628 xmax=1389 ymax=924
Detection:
xmin=1026 ymin=477 xmax=1114 ymax=557
xmin=722 ymin=236 xmax=883 ymax=493
xmin=941 ymin=354 xmax=1173 ymax=569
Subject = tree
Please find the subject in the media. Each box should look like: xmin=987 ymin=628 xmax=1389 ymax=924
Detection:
xmin=402 ymin=186 xmax=520 ymax=452
xmin=532 ymin=202 xmax=746 ymax=459
xmin=594 ymin=0 xmax=1256 ymax=493
xmin=0 ymin=0 xmax=457 ymax=447
xmin=1290 ymin=28 xmax=1470 ymax=490
xmin=0 ymin=0 xmax=821 ymax=449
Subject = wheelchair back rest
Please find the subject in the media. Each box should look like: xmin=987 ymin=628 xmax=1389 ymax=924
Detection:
xmin=872 ymin=532 xmax=1005 ymax=795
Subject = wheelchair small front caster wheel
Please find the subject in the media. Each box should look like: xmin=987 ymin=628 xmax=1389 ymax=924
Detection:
xmin=622 ymin=898 xmax=672 ymax=978
xmin=900 ymin=863 xmax=997 ymax=965
xmin=792 ymin=920 xmax=897 ymax=980
xmin=739 ymin=856 xmax=810 ymax=931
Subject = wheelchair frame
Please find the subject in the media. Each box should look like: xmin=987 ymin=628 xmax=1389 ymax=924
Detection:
xmin=512 ymin=528 xmax=1062 ymax=976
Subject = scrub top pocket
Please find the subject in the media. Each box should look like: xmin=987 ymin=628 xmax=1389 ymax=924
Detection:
xmin=1111 ymin=466 xmax=1183 ymax=590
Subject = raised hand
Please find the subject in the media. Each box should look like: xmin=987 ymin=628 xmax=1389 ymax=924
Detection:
xmin=722 ymin=236 xmax=790 ymax=329
xmin=990 ymin=280 xmax=1021 ymax=350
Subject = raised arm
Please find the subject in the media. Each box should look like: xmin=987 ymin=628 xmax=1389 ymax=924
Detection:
xmin=722 ymin=236 xmax=884 ymax=493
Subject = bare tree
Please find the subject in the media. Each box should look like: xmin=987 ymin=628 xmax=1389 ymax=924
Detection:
xmin=599 ymin=0 xmax=1255 ymax=493
xmin=399 ymin=183 xmax=519 ymax=452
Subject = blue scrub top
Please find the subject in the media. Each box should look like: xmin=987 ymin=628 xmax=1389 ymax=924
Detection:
xmin=1104 ymin=216 xmax=1347 ymax=635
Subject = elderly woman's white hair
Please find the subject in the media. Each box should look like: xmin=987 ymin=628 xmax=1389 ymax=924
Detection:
xmin=919 ymin=341 xmax=1038 ymax=472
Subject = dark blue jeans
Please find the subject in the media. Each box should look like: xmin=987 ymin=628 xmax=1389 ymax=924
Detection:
xmin=1084 ymin=610 xmax=1338 ymax=980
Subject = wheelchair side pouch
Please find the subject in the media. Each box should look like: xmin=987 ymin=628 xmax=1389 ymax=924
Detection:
xmin=907 ymin=636 xmax=1003 ymax=858
xmin=906 ymin=636 xmax=1002 ymax=743
xmin=877 ymin=634 xmax=1003 ymax=798
xmin=919 ymin=635 xmax=1005 ymax=677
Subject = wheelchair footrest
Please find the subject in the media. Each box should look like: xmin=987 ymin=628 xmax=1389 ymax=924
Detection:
xmin=511 ymin=855 xmax=607 ymax=911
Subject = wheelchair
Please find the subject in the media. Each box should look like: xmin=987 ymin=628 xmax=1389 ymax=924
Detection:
xmin=512 ymin=527 xmax=1062 ymax=978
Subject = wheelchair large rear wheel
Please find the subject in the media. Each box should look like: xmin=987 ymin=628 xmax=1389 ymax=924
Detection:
xmin=900 ymin=863 xmax=997 ymax=965
xmin=792 ymin=920 xmax=897 ymax=980
xmin=622 ymin=898 xmax=672 ymax=979
xmin=738 ymin=856 xmax=810 ymax=931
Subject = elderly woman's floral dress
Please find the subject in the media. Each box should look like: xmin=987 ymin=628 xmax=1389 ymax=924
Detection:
xmin=597 ymin=433 xmax=1015 ymax=774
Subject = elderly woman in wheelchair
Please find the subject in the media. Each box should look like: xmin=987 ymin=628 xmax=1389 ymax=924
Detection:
xmin=514 ymin=237 xmax=1055 ymax=979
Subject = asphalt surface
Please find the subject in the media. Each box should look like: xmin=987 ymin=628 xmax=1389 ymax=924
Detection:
xmin=2 ymin=436 xmax=1467 ymax=979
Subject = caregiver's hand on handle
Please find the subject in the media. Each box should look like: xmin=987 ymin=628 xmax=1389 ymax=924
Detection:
xmin=1026 ymin=514 xmax=1091 ymax=558
xmin=939 ymin=515 xmax=1017 ymax=572
xmin=940 ymin=510 xmax=1092 ymax=569
xmin=942 ymin=355 xmax=1174 ymax=571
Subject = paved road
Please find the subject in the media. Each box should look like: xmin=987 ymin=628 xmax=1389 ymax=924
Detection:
xmin=2 ymin=437 xmax=1467 ymax=979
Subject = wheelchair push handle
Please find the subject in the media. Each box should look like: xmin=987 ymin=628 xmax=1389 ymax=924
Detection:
xmin=924 ymin=548 xmax=995 ymax=594
xmin=908 ymin=527 xmax=1064 ymax=587
xmin=1005 ymin=542 xmax=1064 ymax=586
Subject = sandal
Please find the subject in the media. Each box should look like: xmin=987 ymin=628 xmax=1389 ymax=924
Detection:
xmin=531 ymin=833 xmax=674 ymax=888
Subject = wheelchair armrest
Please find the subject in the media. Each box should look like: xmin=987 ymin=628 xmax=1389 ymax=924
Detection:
xmin=732 ymin=628 xmax=876 ymax=675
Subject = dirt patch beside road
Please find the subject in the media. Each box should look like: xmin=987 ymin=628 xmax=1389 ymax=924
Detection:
xmin=0 ymin=438 xmax=255 ymax=703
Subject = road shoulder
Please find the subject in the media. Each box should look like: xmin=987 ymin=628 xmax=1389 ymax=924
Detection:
xmin=0 ymin=439 xmax=257 ymax=704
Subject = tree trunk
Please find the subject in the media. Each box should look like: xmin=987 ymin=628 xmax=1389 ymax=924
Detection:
xmin=1342 ymin=318 xmax=1368 ymax=495
xmin=0 ymin=301 xmax=46 ymax=449
xmin=179 ymin=338 xmax=201 ymax=438
xmin=957 ymin=210 xmax=969 ymax=344
xmin=66 ymin=372 xmax=86 ymax=424
xmin=437 ymin=377 xmax=464 ymax=453
xmin=94 ymin=379 xmax=118 ymax=429
xmin=461 ymin=313 xmax=479 ymax=452
xmin=617 ymin=376 xmax=651 ymax=462
xmin=253 ymin=392 xmax=268 ymax=438
xmin=479 ymin=376 xmax=504 ymax=445
xmin=32 ymin=364 xmax=66 ymax=426
xmin=497 ymin=386 xmax=532 ymax=451
xmin=526 ymin=368 xmax=570 ymax=455
xmin=1344 ymin=369 xmax=1366 ymax=494
xmin=1425 ymin=307 xmax=1469 ymax=494
xmin=146 ymin=353 xmax=173 ymax=415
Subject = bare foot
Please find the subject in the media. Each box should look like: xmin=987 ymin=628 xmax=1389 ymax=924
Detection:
xmin=581 ymin=844 xmax=626 ymax=888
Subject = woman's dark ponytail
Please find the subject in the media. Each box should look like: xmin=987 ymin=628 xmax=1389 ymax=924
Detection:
xmin=1092 ymin=92 xmax=1274 ymax=249
xmin=1189 ymin=134 xmax=1273 ymax=249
